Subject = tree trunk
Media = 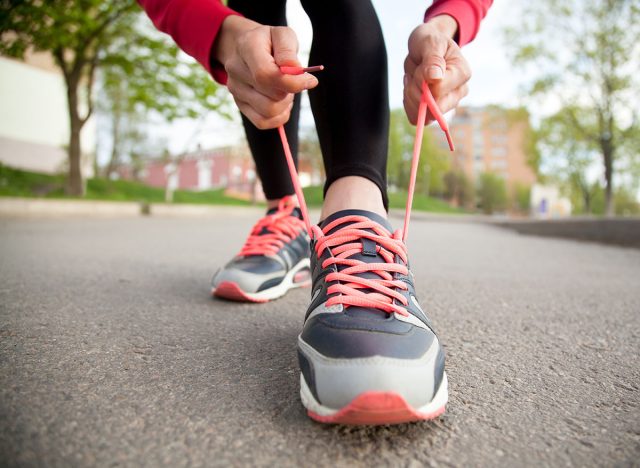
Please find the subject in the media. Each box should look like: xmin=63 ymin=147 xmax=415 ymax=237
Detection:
xmin=603 ymin=148 xmax=614 ymax=217
xmin=583 ymin=192 xmax=591 ymax=215
xmin=105 ymin=112 xmax=121 ymax=179
xmin=68 ymin=118 xmax=84 ymax=196
xmin=66 ymin=81 xmax=85 ymax=196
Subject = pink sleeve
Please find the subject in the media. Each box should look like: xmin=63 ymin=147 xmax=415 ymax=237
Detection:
xmin=137 ymin=0 xmax=241 ymax=84
xmin=424 ymin=0 xmax=493 ymax=46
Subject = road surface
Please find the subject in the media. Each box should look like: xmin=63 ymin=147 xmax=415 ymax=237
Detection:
xmin=1 ymin=213 xmax=639 ymax=467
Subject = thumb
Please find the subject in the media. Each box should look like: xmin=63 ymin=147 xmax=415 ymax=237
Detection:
xmin=271 ymin=26 xmax=300 ymax=67
xmin=422 ymin=37 xmax=448 ymax=82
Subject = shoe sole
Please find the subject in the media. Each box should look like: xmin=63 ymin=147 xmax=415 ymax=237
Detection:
xmin=212 ymin=258 xmax=311 ymax=303
xmin=300 ymin=372 xmax=448 ymax=426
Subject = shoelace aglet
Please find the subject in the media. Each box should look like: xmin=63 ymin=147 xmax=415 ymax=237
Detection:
xmin=421 ymin=82 xmax=455 ymax=152
xmin=279 ymin=65 xmax=325 ymax=75
xmin=444 ymin=128 xmax=455 ymax=152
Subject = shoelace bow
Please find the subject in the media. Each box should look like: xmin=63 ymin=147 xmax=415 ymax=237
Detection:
xmin=278 ymin=67 xmax=453 ymax=316
xmin=239 ymin=196 xmax=305 ymax=257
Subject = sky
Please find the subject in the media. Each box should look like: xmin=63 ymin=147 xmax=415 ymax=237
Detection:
xmin=154 ymin=0 xmax=521 ymax=156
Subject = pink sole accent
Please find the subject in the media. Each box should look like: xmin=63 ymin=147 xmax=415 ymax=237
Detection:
xmin=212 ymin=281 xmax=270 ymax=303
xmin=293 ymin=269 xmax=311 ymax=284
xmin=307 ymin=392 xmax=446 ymax=426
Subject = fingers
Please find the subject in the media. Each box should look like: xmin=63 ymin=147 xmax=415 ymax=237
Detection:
xmin=403 ymin=82 xmax=469 ymax=126
xmin=237 ymin=26 xmax=316 ymax=97
xmin=225 ymin=25 xmax=318 ymax=129
xmin=408 ymin=26 xmax=447 ymax=82
xmin=404 ymin=23 xmax=472 ymax=125
xmin=271 ymin=26 xmax=300 ymax=66
xmin=228 ymin=78 xmax=294 ymax=119
xmin=236 ymin=98 xmax=294 ymax=130
xmin=429 ymin=54 xmax=472 ymax=97
xmin=423 ymin=38 xmax=448 ymax=82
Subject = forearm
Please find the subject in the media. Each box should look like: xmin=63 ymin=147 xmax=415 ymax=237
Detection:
xmin=137 ymin=0 xmax=240 ymax=80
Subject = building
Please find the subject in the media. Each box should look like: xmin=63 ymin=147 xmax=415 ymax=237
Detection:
xmin=434 ymin=106 xmax=537 ymax=191
xmin=0 ymin=52 xmax=95 ymax=176
xmin=118 ymin=144 xmax=322 ymax=201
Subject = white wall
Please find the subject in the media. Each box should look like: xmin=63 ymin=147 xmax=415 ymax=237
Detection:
xmin=0 ymin=56 xmax=95 ymax=174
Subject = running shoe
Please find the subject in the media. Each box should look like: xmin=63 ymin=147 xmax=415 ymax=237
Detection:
xmin=211 ymin=196 xmax=311 ymax=302
xmin=297 ymin=209 xmax=447 ymax=425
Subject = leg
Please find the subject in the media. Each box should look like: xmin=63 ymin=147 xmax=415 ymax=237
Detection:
xmin=292 ymin=0 xmax=447 ymax=425
xmin=300 ymin=0 xmax=390 ymax=219
xmin=212 ymin=1 xmax=311 ymax=302
xmin=227 ymin=0 xmax=301 ymax=208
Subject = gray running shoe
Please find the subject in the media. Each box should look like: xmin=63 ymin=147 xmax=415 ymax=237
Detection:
xmin=298 ymin=209 xmax=447 ymax=424
xmin=211 ymin=196 xmax=310 ymax=302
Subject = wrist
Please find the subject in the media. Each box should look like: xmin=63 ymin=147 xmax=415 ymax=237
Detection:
xmin=424 ymin=14 xmax=458 ymax=40
xmin=213 ymin=15 xmax=260 ymax=67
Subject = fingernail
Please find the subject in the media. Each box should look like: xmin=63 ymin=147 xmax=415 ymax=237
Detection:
xmin=305 ymin=77 xmax=318 ymax=89
xmin=403 ymin=74 xmax=409 ymax=87
xmin=428 ymin=66 xmax=444 ymax=80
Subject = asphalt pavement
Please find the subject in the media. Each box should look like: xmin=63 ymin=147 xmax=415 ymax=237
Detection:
xmin=1 ymin=213 xmax=639 ymax=467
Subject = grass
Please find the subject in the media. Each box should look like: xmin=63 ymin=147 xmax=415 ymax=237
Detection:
xmin=388 ymin=190 xmax=464 ymax=214
xmin=303 ymin=185 xmax=464 ymax=214
xmin=0 ymin=165 xmax=464 ymax=213
xmin=0 ymin=165 xmax=252 ymax=206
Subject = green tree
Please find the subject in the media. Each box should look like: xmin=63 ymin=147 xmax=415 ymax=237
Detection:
xmin=505 ymin=0 xmax=640 ymax=216
xmin=513 ymin=183 xmax=531 ymax=214
xmin=1 ymin=0 xmax=226 ymax=195
xmin=443 ymin=170 xmax=474 ymax=209
xmin=388 ymin=109 xmax=450 ymax=196
xmin=614 ymin=187 xmax=640 ymax=216
xmin=538 ymin=107 xmax=600 ymax=214
xmin=477 ymin=172 xmax=507 ymax=214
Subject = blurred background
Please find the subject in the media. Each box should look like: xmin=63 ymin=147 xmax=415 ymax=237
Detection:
xmin=0 ymin=0 xmax=638 ymax=218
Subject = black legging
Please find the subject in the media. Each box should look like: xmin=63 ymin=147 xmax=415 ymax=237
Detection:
xmin=227 ymin=0 xmax=390 ymax=209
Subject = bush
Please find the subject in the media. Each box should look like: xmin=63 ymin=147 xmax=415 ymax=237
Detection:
xmin=443 ymin=171 xmax=475 ymax=208
xmin=513 ymin=183 xmax=531 ymax=214
xmin=477 ymin=172 xmax=508 ymax=214
xmin=615 ymin=188 xmax=640 ymax=216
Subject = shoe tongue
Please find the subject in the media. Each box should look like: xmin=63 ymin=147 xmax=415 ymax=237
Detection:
xmin=320 ymin=210 xmax=395 ymax=319
xmin=259 ymin=206 xmax=302 ymax=235
xmin=266 ymin=206 xmax=302 ymax=218
xmin=320 ymin=209 xmax=393 ymax=233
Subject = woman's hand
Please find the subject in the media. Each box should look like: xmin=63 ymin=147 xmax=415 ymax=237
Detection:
xmin=403 ymin=15 xmax=471 ymax=125
xmin=214 ymin=16 xmax=318 ymax=129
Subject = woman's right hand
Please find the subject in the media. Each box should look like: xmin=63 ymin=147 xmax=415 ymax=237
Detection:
xmin=214 ymin=16 xmax=318 ymax=129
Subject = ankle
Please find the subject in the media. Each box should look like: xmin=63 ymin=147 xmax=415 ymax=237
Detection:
xmin=267 ymin=194 xmax=297 ymax=210
xmin=321 ymin=176 xmax=387 ymax=220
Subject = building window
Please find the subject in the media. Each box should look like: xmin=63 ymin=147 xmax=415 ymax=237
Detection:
xmin=491 ymin=120 xmax=507 ymax=130
xmin=197 ymin=159 xmax=213 ymax=190
xmin=492 ymin=147 xmax=507 ymax=157
xmin=232 ymin=165 xmax=242 ymax=181
xmin=492 ymin=134 xmax=507 ymax=145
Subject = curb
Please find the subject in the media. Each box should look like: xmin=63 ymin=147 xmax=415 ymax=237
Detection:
xmin=495 ymin=217 xmax=640 ymax=249
xmin=0 ymin=197 xmax=264 ymax=219
xmin=0 ymin=197 xmax=141 ymax=218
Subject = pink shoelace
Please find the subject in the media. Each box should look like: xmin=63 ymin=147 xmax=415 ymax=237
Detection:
xmin=278 ymin=67 xmax=453 ymax=314
xmin=238 ymin=195 xmax=305 ymax=257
